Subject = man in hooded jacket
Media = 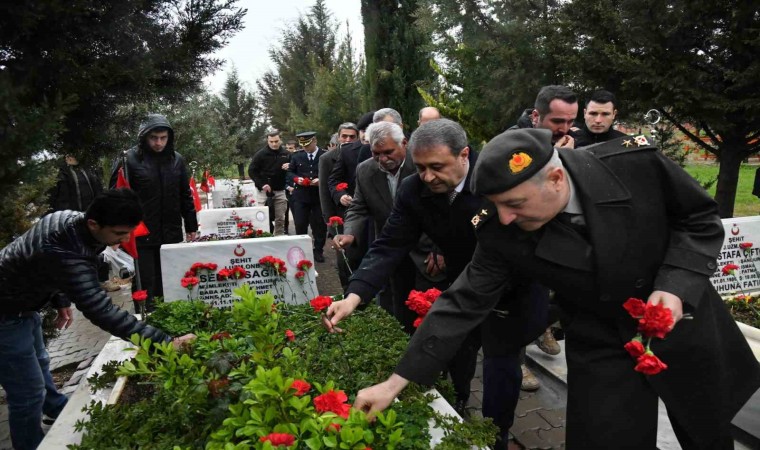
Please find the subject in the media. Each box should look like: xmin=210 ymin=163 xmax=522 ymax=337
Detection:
xmin=110 ymin=114 xmax=198 ymax=307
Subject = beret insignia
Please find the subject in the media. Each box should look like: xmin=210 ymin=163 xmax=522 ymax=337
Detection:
xmin=509 ymin=152 xmax=532 ymax=174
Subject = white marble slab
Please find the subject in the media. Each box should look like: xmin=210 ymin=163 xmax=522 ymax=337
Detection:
xmin=160 ymin=236 xmax=317 ymax=307
xmin=198 ymin=206 xmax=270 ymax=237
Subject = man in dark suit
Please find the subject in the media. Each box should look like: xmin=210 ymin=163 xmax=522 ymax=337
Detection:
xmin=334 ymin=121 xmax=444 ymax=332
xmin=287 ymin=131 xmax=327 ymax=262
xmin=327 ymin=119 xmax=548 ymax=449
xmin=349 ymin=128 xmax=760 ymax=449
xmin=319 ymin=123 xmax=359 ymax=286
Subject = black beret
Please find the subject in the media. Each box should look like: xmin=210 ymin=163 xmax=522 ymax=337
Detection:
xmin=471 ymin=128 xmax=554 ymax=195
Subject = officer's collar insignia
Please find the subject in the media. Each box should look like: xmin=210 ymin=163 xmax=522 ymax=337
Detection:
xmin=634 ymin=135 xmax=649 ymax=147
xmin=622 ymin=139 xmax=633 ymax=148
xmin=508 ymin=152 xmax=532 ymax=174
xmin=471 ymin=208 xmax=490 ymax=229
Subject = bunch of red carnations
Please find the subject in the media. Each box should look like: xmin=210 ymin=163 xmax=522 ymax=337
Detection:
xmin=622 ymin=298 xmax=674 ymax=375
xmin=405 ymin=288 xmax=442 ymax=328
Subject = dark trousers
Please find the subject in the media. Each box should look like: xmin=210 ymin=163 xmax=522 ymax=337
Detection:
xmin=291 ymin=200 xmax=326 ymax=254
xmin=484 ymin=282 xmax=550 ymax=444
xmin=133 ymin=245 xmax=162 ymax=308
xmin=0 ymin=313 xmax=68 ymax=450
xmin=447 ymin=328 xmax=481 ymax=403
xmin=483 ymin=352 xmax=522 ymax=448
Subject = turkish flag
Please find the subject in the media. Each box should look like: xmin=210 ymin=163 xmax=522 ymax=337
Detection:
xmin=115 ymin=168 xmax=150 ymax=259
xmin=189 ymin=176 xmax=202 ymax=212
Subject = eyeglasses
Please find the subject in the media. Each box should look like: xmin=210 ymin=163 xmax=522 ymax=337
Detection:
xmin=340 ymin=134 xmax=357 ymax=140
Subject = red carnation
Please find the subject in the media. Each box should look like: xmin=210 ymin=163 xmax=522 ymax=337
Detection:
xmin=326 ymin=423 xmax=341 ymax=433
xmin=314 ymin=389 xmax=351 ymax=418
xmin=721 ymin=263 xmax=740 ymax=275
xmin=216 ymin=268 xmax=232 ymax=280
xmin=181 ymin=276 xmax=199 ymax=289
xmin=210 ymin=331 xmax=231 ymax=341
xmin=623 ymin=339 xmax=645 ymax=358
xmin=259 ymin=432 xmax=296 ymax=446
xmin=285 ymin=329 xmax=295 ymax=341
xmin=336 ymin=182 xmax=348 ymax=191
xmin=634 ymin=352 xmax=668 ymax=375
xmin=406 ymin=291 xmax=432 ymax=316
xmin=256 ymin=229 xmax=263 ymax=236
xmin=297 ymin=259 xmax=313 ymax=271
xmin=244 ymin=229 xmax=253 ymax=237
xmin=295 ymin=271 xmax=306 ymax=282
xmin=637 ymin=303 xmax=674 ymax=339
xmin=622 ymin=297 xmax=646 ymax=318
xmin=204 ymin=263 xmax=218 ymax=271
xmin=231 ymin=266 xmax=248 ymax=279
xmin=327 ymin=216 xmax=344 ymax=227
xmin=184 ymin=270 xmax=195 ymax=277
xmin=310 ymin=295 xmax=333 ymax=313
xmin=132 ymin=290 xmax=148 ymax=302
xmin=423 ymin=288 xmax=442 ymax=303
xmin=289 ymin=379 xmax=310 ymax=396
xmin=740 ymin=242 xmax=753 ymax=250
xmin=413 ymin=317 xmax=423 ymax=328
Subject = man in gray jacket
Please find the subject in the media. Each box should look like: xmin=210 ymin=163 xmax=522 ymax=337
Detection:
xmin=0 ymin=189 xmax=193 ymax=450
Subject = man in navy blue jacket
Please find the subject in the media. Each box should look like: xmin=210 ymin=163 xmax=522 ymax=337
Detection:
xmin=287 ymin=132 xmax=327 ymax=262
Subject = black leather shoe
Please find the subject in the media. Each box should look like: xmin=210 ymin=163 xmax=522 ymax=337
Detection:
xmin=314 ymin=252 xmax=325 ymax=263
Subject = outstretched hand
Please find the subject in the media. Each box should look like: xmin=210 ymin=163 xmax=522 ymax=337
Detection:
xmin=322 ymin=294 xmax=362 ymax=333
xmin=353 ymin=374 xmax=409 ymax=418
xmin=172 ymin=333 xmax=196 ymax=349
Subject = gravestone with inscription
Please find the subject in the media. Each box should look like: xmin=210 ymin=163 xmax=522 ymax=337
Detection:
xmin=198 ymin=207 xmax=270 ymax=237
xmin=710 ymin=216 xmax=760 ymax=296
xmin=160 ymin=236 xmax=318 ymax=307
xmin=210 ymin=178 xmax=258 ymax=209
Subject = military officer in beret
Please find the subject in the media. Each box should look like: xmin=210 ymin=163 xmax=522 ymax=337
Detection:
xmin=347 ymin=128 xmax=760 ymax=449
xmin=287 ymin=132 xmax=327 ymax=262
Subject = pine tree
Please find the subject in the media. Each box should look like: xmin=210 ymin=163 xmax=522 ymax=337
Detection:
xmin=361 ymin=0 xmax=433 ymax=129
xmin=562 ymin=0 xmax=760 ymax=217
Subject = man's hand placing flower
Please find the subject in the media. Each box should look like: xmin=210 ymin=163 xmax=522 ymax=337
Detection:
xmin=322 ymin=293 xmax=362 ymax=333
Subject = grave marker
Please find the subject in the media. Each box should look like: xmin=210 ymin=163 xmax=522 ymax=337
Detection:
xmin=161 ymin=236 xmax=317 ymax=307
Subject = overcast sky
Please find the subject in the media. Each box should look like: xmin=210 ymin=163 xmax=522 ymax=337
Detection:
xmin=203 ymin=0 xmax=363 ymax=94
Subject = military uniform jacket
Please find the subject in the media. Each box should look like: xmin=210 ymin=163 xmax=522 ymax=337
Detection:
xmin=396 ymin=138 xmax=760 ymax=443
xmin=287 ymin=148 xmax=324 ymax=204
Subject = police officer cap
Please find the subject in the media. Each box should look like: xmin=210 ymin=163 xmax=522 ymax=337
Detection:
xmin=296 ymin=131 xmax=316 ymax=146
xmin=472 ymin=128 xmax=554 ymax=195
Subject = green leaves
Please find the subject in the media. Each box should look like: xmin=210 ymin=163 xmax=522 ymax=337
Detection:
xmin=75 ymin=287 xmax=495 ymax=449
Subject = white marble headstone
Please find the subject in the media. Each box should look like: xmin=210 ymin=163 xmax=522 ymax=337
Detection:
xmin=209 ymin=178 xmax=259 ymax=209
xmin=160 ymin=236 xmax=318 ymax=307
xmin=198 ymin=207 xmax=270 ymax=237
xmin=710 ymin=216 xmax=760 ymax=295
